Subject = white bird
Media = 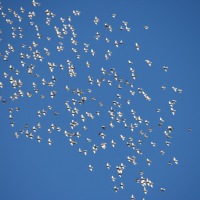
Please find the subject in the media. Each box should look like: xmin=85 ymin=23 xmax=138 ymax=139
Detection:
xmin=143 ymin=187 xmax=148 ymax=194
xmin=116 ymin=167 xmax=123 ymax=177
xmin=168 ymin=126 xmax=174 ymax=132
xmin=94 ymin=16 xmax=99 ymax=25
xmin=145 ymin=59 xmax=152 ymax=66
xmin=48 ymin=138 xmax=52 ymax=145
xmin=114 ymin=186 xmax=119 ymax=192
xmin=120 ymin=134 xmax=125 ymax=141
xmin=111 ymin=176 xmax=116 ymax=182
xmin=106 ymin=37 xmax=110 ymax=43
xmin=187 ymin=128 xmax=192 ymax=132
xmin=161 ymin=85 xmax=166 ymax=90
xmin=131 ymin=194 xmax=135 ymax=200
xmin=163 ymin=66 xmax=168 ymax=72
xmin=101 ymin=143 xmax=107 ymax=149
xmin=92 ymin=144 xmax=98 ymax=154
xmin=160 ymin=117 xmax=164 ymax=123
xmin=106 ymin=162 xmax=111 ymax=169
xmin=81 ymin=114 xmax=85 ymax=122
xmin=15 ymin=132 xmax=19 ymax=138
xmin=161 ymin=188 xmax=166 ymax=192
xmin=172 ymin=86 xmax=177 ymax=92
xmin=112 ymin=13 xmax=116 ymax=18
xmin=89 ymin=164 xmax=93 ymax=171
xmin=120 ymin=182 xmax=124 ymax=189
xmin=147 ymin=158 xmax=152 ymax=166
xmin=114 ymin=40 xmax=119 ymax=47
xmin=135 ymin=42 xmax=140 ymax=51
xmin=86 ymin=138 xmax=92 ymax=142
xmin=173 ymin=157 xmax=178 ymax=165
xmin=69 ymin=138 xmax=77 ymax=146
xmin=177 ymin=89 xmax=183 ymax=93
xmin=160 ymin=150 xmax=165 ymax=155
xmin=144 ymin=25 xmax=149 ymax=30
xmin=29 ymin=133 xmax=34 ymax=139
xmin=128 ymin=60 xmax=133 ymax=64
xmin=111 ymin=140 xmax=116 ymax=147
xmin=99 ymin=132 xmax=106 ymax=139
xmin=166 ymin=141 xmax=171 ymax=146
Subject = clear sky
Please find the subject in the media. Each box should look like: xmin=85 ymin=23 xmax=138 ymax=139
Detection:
xmin=0 ymin=0 xmax=199 ymax=200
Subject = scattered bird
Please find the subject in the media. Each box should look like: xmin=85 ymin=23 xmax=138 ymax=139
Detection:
xmin=106 ymin=162 xmax=111 ymax=169
xmin=48 ymin=138 xmax=52 ymax=145
xmin=0 ymin=2 xmax=189 ymax=199
xmin=144 ymin=25 xmax=149 ymax=30
xmin=114 ymin=186 xmax=119 ymax=192
xmin=163 ymin=66 xmax=168 ymax=72
xmin=37 ymin=135 xmax=42 ymax=143
xmin=120 ymin=182 xmax=124 ymax=189
xmin=145 ymin=59 xmax=152 ymax=66
xmin=161 ymin=188 xmax=166 ymax=192
xmin=135 ymin=42 xmax=140 ymax=51
xmin=187 ymin=128 xmax=192 ymax=132
xmin=173 ymin=157 xmax=178 ymax=165
xmin=89 ymin=164 xmax=93 ymax=171
xmin=111 ymin=175 xmax=116 ymax=182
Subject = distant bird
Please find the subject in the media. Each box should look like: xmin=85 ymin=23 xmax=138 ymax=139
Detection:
xmin=161 ymin=85 xmax=166 ymax=90
xmin=166 ymin=141 xmax=171 ymax=146
xmin=89 ymin=164 xmax=93 ymax=171
xmin=135 ymin=42 xmax=140 ymax=51
xmin=101 ymin=143 xmax=107 ymax=149
xmin=187 ymin=128 xmax=192 ymax=132
xmin=15 ymin=132 xmax=19 ymax=138
xmin=120 ymin=182 xmax=124 ymax=189
xmin=114 ymin=186 xmax=119 ymax=192
xmin=1 ymin=4 xmax=188 ymax=198
xmin=163 ymin=66 xmax=168 ymax=72
xmin=112 ymin=13 xmax=116 ymax=18
xmin=86 ymin=138 xmax=92 ymax=142
xmin=37 ymin=135 xmax=42 ymax=143
xmin=131 ymin=194 xmax=135 ymax=200
xmin=111 ymin=140 xmax=116 ymax=147
xmin=145 ymin=59 xmax=152 ymax=66
xmin=147 ymin=158 xmax=152 ymax=166
xmin=106 ymin=162 xmax=111 ymax=169
xmin=160 ymin=188 xmax=166 ymax=192
xmin=173 ymin=157 xmax=178 ymax=165
xmin=144 ymin=25 xmax=149 ymax=30
xmin=111 ymin=175 xmax=116 ymax=182
xmin=160 ymin=150 xmax=165 ymax=155
xmin=48 ymin=138 xmax=52 ymax=145
xmin=69 ymin=138 xmax=77 ymax=146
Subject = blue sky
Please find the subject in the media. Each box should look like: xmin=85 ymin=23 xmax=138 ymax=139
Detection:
xmin=0 ymin=0 xmax=199 ymax=199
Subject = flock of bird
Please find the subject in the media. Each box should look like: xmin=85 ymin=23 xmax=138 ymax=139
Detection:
xmin=0 ymin=0 xmax=192 ymax=199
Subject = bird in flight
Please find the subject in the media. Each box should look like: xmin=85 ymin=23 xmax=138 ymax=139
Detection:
xmin=0 ymin=1 xmax=191 ymax=199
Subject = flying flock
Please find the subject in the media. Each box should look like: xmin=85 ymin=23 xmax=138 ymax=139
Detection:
xmin=0 ymin=0 xmax=191 ymax=199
